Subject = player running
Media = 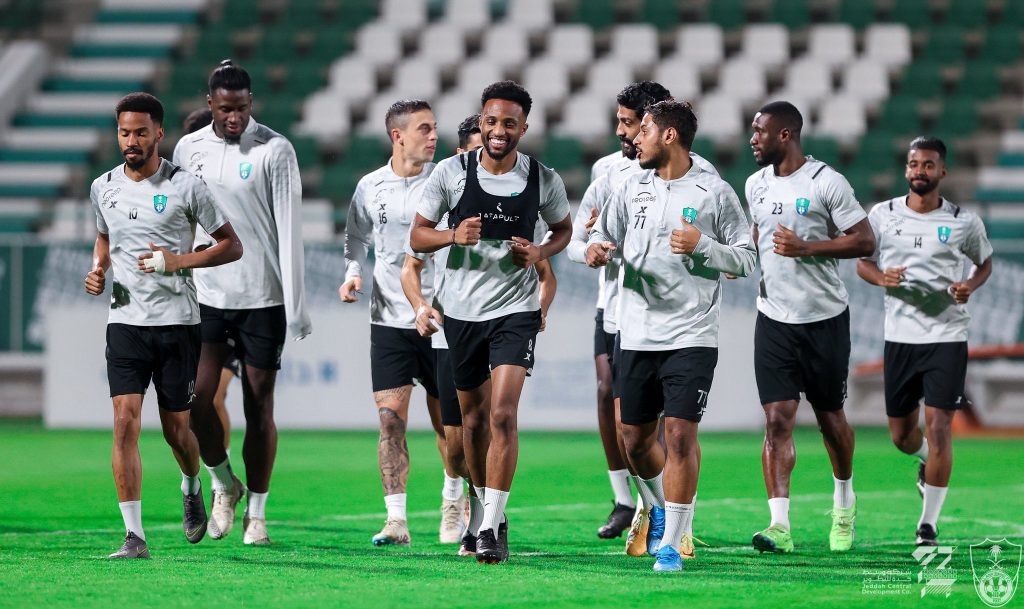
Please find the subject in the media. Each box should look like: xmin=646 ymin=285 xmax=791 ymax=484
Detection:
xmin=410 ymin=81 xmax=572 ymax=564
xmin=857 ymin=136 xmax=992 ymax=546
xmin=587 ymin=100 xmax=755 ymax=572
xmin=174 ymin=60 xmax=312 ymax=546
xmin=745 ymin=101 xmax=875 ymax=554
xmin=87 ymin=92 xmax=242 ymax=558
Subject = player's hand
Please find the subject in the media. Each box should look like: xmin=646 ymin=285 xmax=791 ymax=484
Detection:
xmin=84 ymin=266 xmax=105 ymax=295
xmin=454 ymin=215 xmax=482 ymax=246
xmin=416 ymin=304 xmax=443 ymax=337
xmin=586 ymin=241 xmax=615 ymax=267
xmin=510 ymin=236 xmax=542 ymax=268
xmin=584 ymin=208 xmax=599 ymax=234
xmin=539 ymin=312 xmax=547 ymax=332
xmin=881 ymin=266 xmax=906 ymax=288
xmin=950 ymin=282 xmax=973 ymax=304
xmin=772 ymin=224 xmax=808 ymax=257
xmin=338 ymin=277 xmax=362 ymax=303
xmin=138 ymin=242 xmax=180 ymax=273
xmin=724 ymin=273 xmax=738 ymax=280
xmin=670 ymin=215 xmax=702 ymax=255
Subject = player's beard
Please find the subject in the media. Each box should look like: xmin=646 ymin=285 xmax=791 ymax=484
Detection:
xmin=122 ymin=142 xmax=155 ymax=170
xmin=483 ymin=133 xmax=518 ymax=161
xmin=908 ymin=176 xmax=939 ymax=195
xmin=620 ymin=136 xmax=638 ymax=160
xmin=638 ymin=144 xmax=666 ymax=170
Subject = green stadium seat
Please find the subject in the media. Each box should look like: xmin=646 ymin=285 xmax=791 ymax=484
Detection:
xmin=571 ymin=0 xmax=615 ymax=30
xmin=877 ymin=95 xmax=923 ymax=136
xmin=769 ymin=1 xmax=810 ymax=29
xmin=842 ymin=165 xmax=875 ymax=202
xmin=923 ymin=26 xmax=966 ymax=63
xmin=256 ymin=94 xmax=300 ymax=131
xmin=691 ymin=137 xmax=718 ymax=168
xmin=896 ymin=61 xmax=945 ymax=99
xmin=706 ymin=0 xmax=748 ymax=30
xmin=854 ymin=132 xmax=900 ymax=171
xmin=290 ymin=135 xmax=321 ymax=168
xmin=1001 ymin=1 xmax=1024 ymax=26
xmin=640 ymin=0 xmax=681 ymax=30
xmin=937 ymin=97 xmax=978 ymax=136
xmin=979 ymin=25 xmax=1021 ymax=62
xmin=997 ymin=153 xmax=1024 ymax=167
xmin=540 ymin=137 xmax=583 ymax=173
xmin=804 ymin=136 xmax=842 ymax=168
xmin=956 ymin=60 xmax=1002 ymax=100
xmin=942 ymin=0 xmax=990 ymax=28
xmin=283 ymin=63 xmax=326 ymax=97
xmin=887 ymin=0 xmax=935 ymax=25
xmin=837 ymin=0 xmax=876 ymax=29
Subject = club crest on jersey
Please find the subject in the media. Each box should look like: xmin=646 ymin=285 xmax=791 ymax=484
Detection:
xmin=938 ymin=226 xmax=951 ymax=243
xmin=682 ymin=207 xmax=698 ymax=223
xmin=239 ymin=162 xmax=252 ymax=180
xmin=795 ymin=197 xmax=811 ymax=216
xmin=153 ymin=194 xmax=167 ymax=213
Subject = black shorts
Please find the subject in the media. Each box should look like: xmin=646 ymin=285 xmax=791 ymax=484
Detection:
xmin=884 ymin=341 xmax=968 ymax=417
xmin=224 ymin=356 xmax=241 ymax=378
xmin=444 ymin=310 xmax=541 ymax=391
xmin=612 ymin=332 xmax=622 ymax=399
xmin=370 ymin=324 xmax=439 ymax=397
xmin=618 ymin=347 xmax=718 ymax=425
xmin=106 ymin=323 xmax=201 ymax=411
xmin=754 ymin=309 xmax=850 ymax=411
xmin=200 ymin=304 xmax=286 ymax=370
xmin=594 ymin=309 xmax=616 ymax=359
xmin=434 ymin=348 xmax=462 ymax=426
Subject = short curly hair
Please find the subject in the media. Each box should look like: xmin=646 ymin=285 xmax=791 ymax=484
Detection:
xmin=481 ymin=80 xmax=532 ymax=117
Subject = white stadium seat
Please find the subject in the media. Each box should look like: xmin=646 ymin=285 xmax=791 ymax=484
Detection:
xmin=653 ymin=59 xmax=701 ymax=102
xmin=716 ymin=59 xmax=767 ymax=105
xmin=555 ymin=94 xmax=613 ymax=142
xmin=456 ymin=58 xmax=506 ymax=98
xmin=415 ymin=23 xmax=467 ymax=70
xmin=354 ymin=21 xmax=403 ymax=67
xmin=327 ymin=58 xmax=376 ymax=105
xmin=780 ymin=58 xmax=833 ymax=105
xmin=608 ymin=24 xmax=659 ymax=71
xmin=815 ymin=95 xmax=867 ymax=143
xmin=480 ymin=23 xmax=530 ymax=69
xmin=379 ymin=0 xmax=428 ymax=31
xmin=806 ymin=24 xmax=856 ymax=71
xmin=864 ymin=23 xmax=912 ymax=70
xmin=696 ymin=93 xmax=743 ymax=143
xmin=673 ymin=24 xmax=723 ymax=71
xmin=505 ymin=0 xmax=554 ymax=33
xmin=738 ymin=24 xmax=789 ymax=70
xmin=387 ymin=58 xmax=441 ymax=100
xmin=839 ymin=59 xmax=890 ymax=107
xmin=444 ymin=0 xmax=490 ymax=30
xmin=522 ymin=58 xmax=570 ymax=106
xmin=581 ymin=58 xmax=635 ymax=104
xmin=543 ymin=24 xmax=593 ymax=70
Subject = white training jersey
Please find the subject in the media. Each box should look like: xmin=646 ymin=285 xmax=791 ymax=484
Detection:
xmin=417 ymin=151 xmax=570 ymax=322
xmin=590 ymin=164 xmax=756 ymax=351
xmin=91 ymin=159 xmax=228 ymax=326
xmin=346 ymin=159 xmax=436 ymax=329
xmin=745 ymin=157 xmax=867 ymax=324
xmin=173 ymin=118 xmax=311 ymax=340
xmin=866 ymin=197 xmax=993 ymax=343
xmin=571 ymin=151 xmax=720 ymax=333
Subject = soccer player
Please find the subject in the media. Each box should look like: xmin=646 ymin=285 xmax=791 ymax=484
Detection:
xmin=586 ymin=100 xmax=755 ymax=572
xmin=183 ymin=107 xmax=235 ymax=450
xmin=410 ymin=81 xmax=572 ymax=564
xmin=745 ymin=101 xmax=875 ymax=554
xmin=568 ymin=82 xmax=717 ymax=551
xmin=857 ymin=137 xmax=992 ymax=546
xmin=401 ymin=113 xmax=558 ymax=555
xmin=86 ymin=92 xmax=242 ymax=558
xmin=339 ymin=100 xmax=460 ymax=546
xmin=173 ymin=60 xmax=312 ymax=546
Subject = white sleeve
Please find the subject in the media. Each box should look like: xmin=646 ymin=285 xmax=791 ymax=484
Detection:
xmin=417 ymin=160 xmax=454 ymax=223
xmin=172 ymin=139 xmax=184 ymax=168
xmin=91 ymin=181 xmax=108 ymax=234
xmin=269 ymin=138 xmax=311 ymax=340
xmin=963 ymin=214 xmax=994 ymax=265
xmin=188 ymin=178 xmax=227 ymax=235
xmin=343 ymin=178 xmax=372 ymax=281
xmin=863 ymin=203 xmax=885 ymax=262
xmin=693 ymin=184 xmax=757 ymax=277
xmin=539 ymin=166 xmax=571 ymax=225
xmin=589 ymin=179 xmax=628 ymax=249
xmin=818 ymin=168 xmax=867 ymax=232
xmin=567 ymin=177 xmax=605 ymax=264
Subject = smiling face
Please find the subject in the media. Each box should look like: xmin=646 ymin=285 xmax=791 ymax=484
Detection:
xmin=616 ymin=105 xmax=643 ymax=160
xmin=750 ymin=112 xmax=787 ymax=168
xmin=634 ymin=113 xmax=670 ymax=170
xmin=393 ymin=108 xmax=438 ymax=164
xmin=905 ymin=148 xmax=946 ymax=195
xmin=117 ymin=111 xmax=163 ymax=170
xmin=208 ymin=88 xmax=252 ymax=141
xmin=480 ymin=98 xmax=527 ymax=162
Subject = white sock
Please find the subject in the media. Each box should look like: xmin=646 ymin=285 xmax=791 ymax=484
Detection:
xmin=768 ymin=497 xmax=790 ymax=530
xmin=247 ymin=491 xmax=268 ymax=519
xmin=662 ymin=502 xmax=694 ymax=552
xmin=206 ymin=458 xmax=234 ymax=493
xmin=919 ymin=484 xmax=948 ymax=528
xmin=118 ymin=500 xmax=144 ymax=540
xmin=442 ymin=473 xmax=464 ymax=502
xmin=181 ymin=472 xmax=201 ymax=495
xmin=608 ymin=469 xmax=636 ymax=508
xmin=833 ymin=475 xmax=855 ymax=510
xmin=912 ymin=437 xmax=929 ymax=462
xmin=384 ymin=493 xmax=407 ymax=521
xmin=640 ymin=473 xmax=666 ymax=509
xmin=480 ymin=487 xmax=509 ymax=534
xmin=468 ymin=491 xmax=485 ymax=535
xmin=632 ymin=476 xmax=653 ymax=508
xmin=686 ymin=493 xmax=697 ymax=536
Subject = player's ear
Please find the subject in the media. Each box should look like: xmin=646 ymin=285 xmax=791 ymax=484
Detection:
xmin=520 ymin=121 xmax=528 ymax=137
xmin=157 ymin=126 xmax=165 ymax=143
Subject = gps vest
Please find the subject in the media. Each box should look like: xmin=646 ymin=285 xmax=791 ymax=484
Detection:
xmin=448 ymin=149 xmax=540 ymax=240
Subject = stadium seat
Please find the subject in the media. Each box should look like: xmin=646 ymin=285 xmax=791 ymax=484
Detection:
xmin=433 ymin=92 xmax=478 ymax=135
xmin=715 ymin=59 xmax=767 ymax=106
xmin=522 ymin=59 xmax=570 ymax=106
xmin=582 ymin=59 xmax=636 ymax=103
xmin=294 ymin=90 xmax=351 ymax=142
xmin=806 ymin=24 xmax=856 ymax=71
xmin=672 ymin=24 xmax=723 ymax=71
xmin=897 ymin=59 xmax=945 ymax=100
xmin=864 ymin=23 xmax=912 ymax=71
xmin=839 ymin=59 xmax=890 ymax=107
xmin=938 ymin=96 xmax=980 ymax=136
xmin=816 ymin=95 xmax=866 ymax=143
xmin=651 ymin=59 xmax=700 ymax=103
xmin=480 ymin=22 xmax=529 ymax=70
xmin=696 ymin=93 xmax=743 ymax=144
xmin=942 ymin=0 xmax=990 ymax=28
xmin=384 ymin=58 xmax=442 ymax=101
xmin=779 ymin=58 xmax=833 ymax=105
xmin=415 ymin=23 xmax=467 ymax=70
xmin=555 ymin=95 xmax=613 ymax=143
xmin=542 ymin=24 xmax=593 ymax=70
xmin=837 ymin=0 xmax=876 ymax=29
xmin=505 ymin=0 xmax=554 ymax=33
xmin=443 ymin=0 xmax=491 ymax=30
xmin=978 ymin=24 xmax=1021 ymax=63
xmin=570 ymin=0 xmax=615 ymax=30
xmin=737 ymin=24 xmax=789 ymax=70
xmin=956 ymin=60 xmax=1002 ymax=101
xmin=354 ymin=21 xmax=403 ymax=67
xmin=876 ymin=94 xmax=923 ymax=136
xmin=923 ymin=25 xmax=966 ymax=63
xmin=640 ymin=0 xmax=680 ymax=30
xmin=380 ymin=0 xmax=428 ymax=31
xmin=455 ymin=58 xmax=506 ymax=98
xmin=608 ymin=24 xmax=659 ymax=71
xmin=327 ymin=57 xmax=377 ymax=106
xmin=706 ymin=0 xmax=748 ymax=30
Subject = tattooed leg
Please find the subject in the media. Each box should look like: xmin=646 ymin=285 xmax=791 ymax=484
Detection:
xmin=375 ymin=385 xmax=413 ymax=496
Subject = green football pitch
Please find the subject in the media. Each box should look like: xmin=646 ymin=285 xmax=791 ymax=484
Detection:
xmin=0 ymin=421 xmax=1020 ymax=609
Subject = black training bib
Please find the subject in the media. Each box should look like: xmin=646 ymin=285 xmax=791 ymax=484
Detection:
xmin=447 ymin=149 xmax=540 ymax=241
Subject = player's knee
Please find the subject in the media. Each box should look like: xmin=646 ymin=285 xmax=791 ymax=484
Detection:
xmin=890 ymin=426 xmax=916 ymax=451
xmin=764 ymin=410 xmax=795 ymax=438
xmin=490 ymin=407 xmax=517 ymax=438
xmin=378 ymin=408 xmax=406 ymax=438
